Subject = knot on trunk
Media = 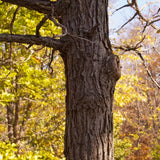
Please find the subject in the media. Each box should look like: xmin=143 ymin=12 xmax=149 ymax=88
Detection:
xmin=103 ymin=54 xmax=121 ymax=81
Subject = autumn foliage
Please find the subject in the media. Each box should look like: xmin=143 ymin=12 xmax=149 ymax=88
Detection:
xmin=0 ymin=1 xmax=160 ymax=159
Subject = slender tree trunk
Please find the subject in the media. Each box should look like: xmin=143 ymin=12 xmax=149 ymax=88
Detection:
xmin=6 ymin=42 xmax=19 ymax=143
xmin=13 ymin=75 xmax=19 ymax=143
xmin=7 ymin=103 xmax=14 ymax=142
xmin=6 ymin=42 xmax=14 ymax=142
xmin=61 ymin=0 xmax=121 ymax=159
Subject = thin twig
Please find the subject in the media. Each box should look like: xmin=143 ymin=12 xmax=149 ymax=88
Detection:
xmin=24 ymin=52 xmax=34 ymax=62
xmin=10 ymin=6 xmax=20 ymax=34
xmin=112 ymin=4 xmax=131 ymax=15
xmin=133 ymin=0 xmax=159 ymax=32
xmin=148 ymin=18 xmax=160 ymax=26
xmin=50 ymin=17 xmax=68 ymax=38
xmin=117 ymin=12 xmax=138 ymax=32
xmin=36 ymin=14 xmax=50 ymax=36
xmin=32 ymin=46 xmax=45 ymax=52
xmin=112 ymin=0 xmax=136 ymax=15
xmin=135 ymin=36 xmax=145 ymax=48
xmin=112 ymin=36 xmax=160 ymax=89
xmin=136 ymin=51 xmax=160 ymax=89
xmin=140 ymin=1 xmax=160 ymax=14
xmin=27 ymin=44 xmax=33 ymax=49
xmin=9 ymin=7 xmax=20 ymax=68
xmin=155 ymin=8 xmax=160 ymax=15
xmin=116 ymin=0 xmax=159 ymax=32
xmin=112 ymin=36 xmax=145 ymax=52
xmin=48 ymin=49 xmax=56 ymax=74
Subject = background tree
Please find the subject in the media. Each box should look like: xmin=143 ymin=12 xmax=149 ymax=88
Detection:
xmin=110 ymin=1 xmax=160 ymax=159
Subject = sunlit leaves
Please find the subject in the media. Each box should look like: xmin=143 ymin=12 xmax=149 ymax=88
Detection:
xmin=0 ymin=2 xmax=65 ymax=157
xmin=0 ymin=3 xmax=61 ymax=36
xmin=0 ymin=141 xmax=65 ymax=160
xmin=114 ymin=112 xmax=132 ymax=159
xmin=0 ymin=44 xmax=66 ymax=157
xmin=113 ymin=20 xmax=160 ymax=159
xmin=115 ymin=74 xmax=147 ymax=107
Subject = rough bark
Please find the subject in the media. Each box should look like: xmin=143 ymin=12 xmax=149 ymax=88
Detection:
xmin=60 ymin=0 xmax=121 ymax=159
xmin=0 ymin=0 xmax=121 ymax=159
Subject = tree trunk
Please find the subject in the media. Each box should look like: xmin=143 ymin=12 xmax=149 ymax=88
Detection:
xmin=13 ymin=75 xmax=19 ymax=144
xmin=7 ymin=103 xmax=14 ymax=142
xmin=61 ymin=0 xmax=121 ymax=159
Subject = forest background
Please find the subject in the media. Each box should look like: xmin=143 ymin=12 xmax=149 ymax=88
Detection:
xmin=0 ymin=0 xmax=160 ymax=159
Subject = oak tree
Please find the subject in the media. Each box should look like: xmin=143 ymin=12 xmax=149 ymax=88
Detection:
xmin=0 ymin=0 xmax=121 ymax=159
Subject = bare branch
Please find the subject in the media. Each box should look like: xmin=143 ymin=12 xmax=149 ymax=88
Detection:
xmin=2 ymin=0 xmax=56 ymax=15
xmin=50 ymin=17 xmax=68 ymax=38
xmin=35 ymin=4 xmax=68 ymax=38
xmin=116 ymin=0 xmax=159 ymax=32
xmin=135 ymin=36 xmax=145 ymax=48
xmin=112 ymin=0 xmax=136 ymax=15
xmin=48 ymin=49 xmax=56 ymax=74
xmin=112 ymin=4 xmax=131 ymax=15
xmin=148 ymin=18 xmax=160 ymax=26
xmin=133 ymin=1 xmax=158 ymax=32
xmin=0 ymin=34 xmax=63 ymax=49
xmin=155 ymin=8 xmax=160 ymax=14
xmin=36 ymin=14 xmax=50 ymax=37
xmin=142 ymin=17 xmax=159 ymax=32
xmin=9 ymin=7 xmax=20 ymax=65
xmin=112 ymin=41 xmax=160 ymax=89
xmin=117 ymin=12 xmax=138 ymax=31
xmin=113 ymin=35 xmax=145 ymax=52
xmin=1 ymin=0 xmax=93 ymax=44
xmin=112 ymin=0 xmax=136 ymax=14
xmin=10 ymin=7 xmax=20 ymax=34
xmin=136 ymin=51 xmax=160 ymax=89
xmin=141 ymin=1 xmax=160 ymax=14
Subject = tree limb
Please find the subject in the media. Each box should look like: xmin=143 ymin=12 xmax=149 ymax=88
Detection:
xmin=113 ymin=42 xmax=160 ymax=89
xmin=112 ymin=0 xmax=135 ymax=15
xmin=0 ymin=34 xmax=63 ymax=49
xmin=136 ymin=51 xmax=160 ymax=89
xmin=2 ymin=0 xmax=56 ymax=15
xmin=116 ymin=0 xmax=160 ymax=32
